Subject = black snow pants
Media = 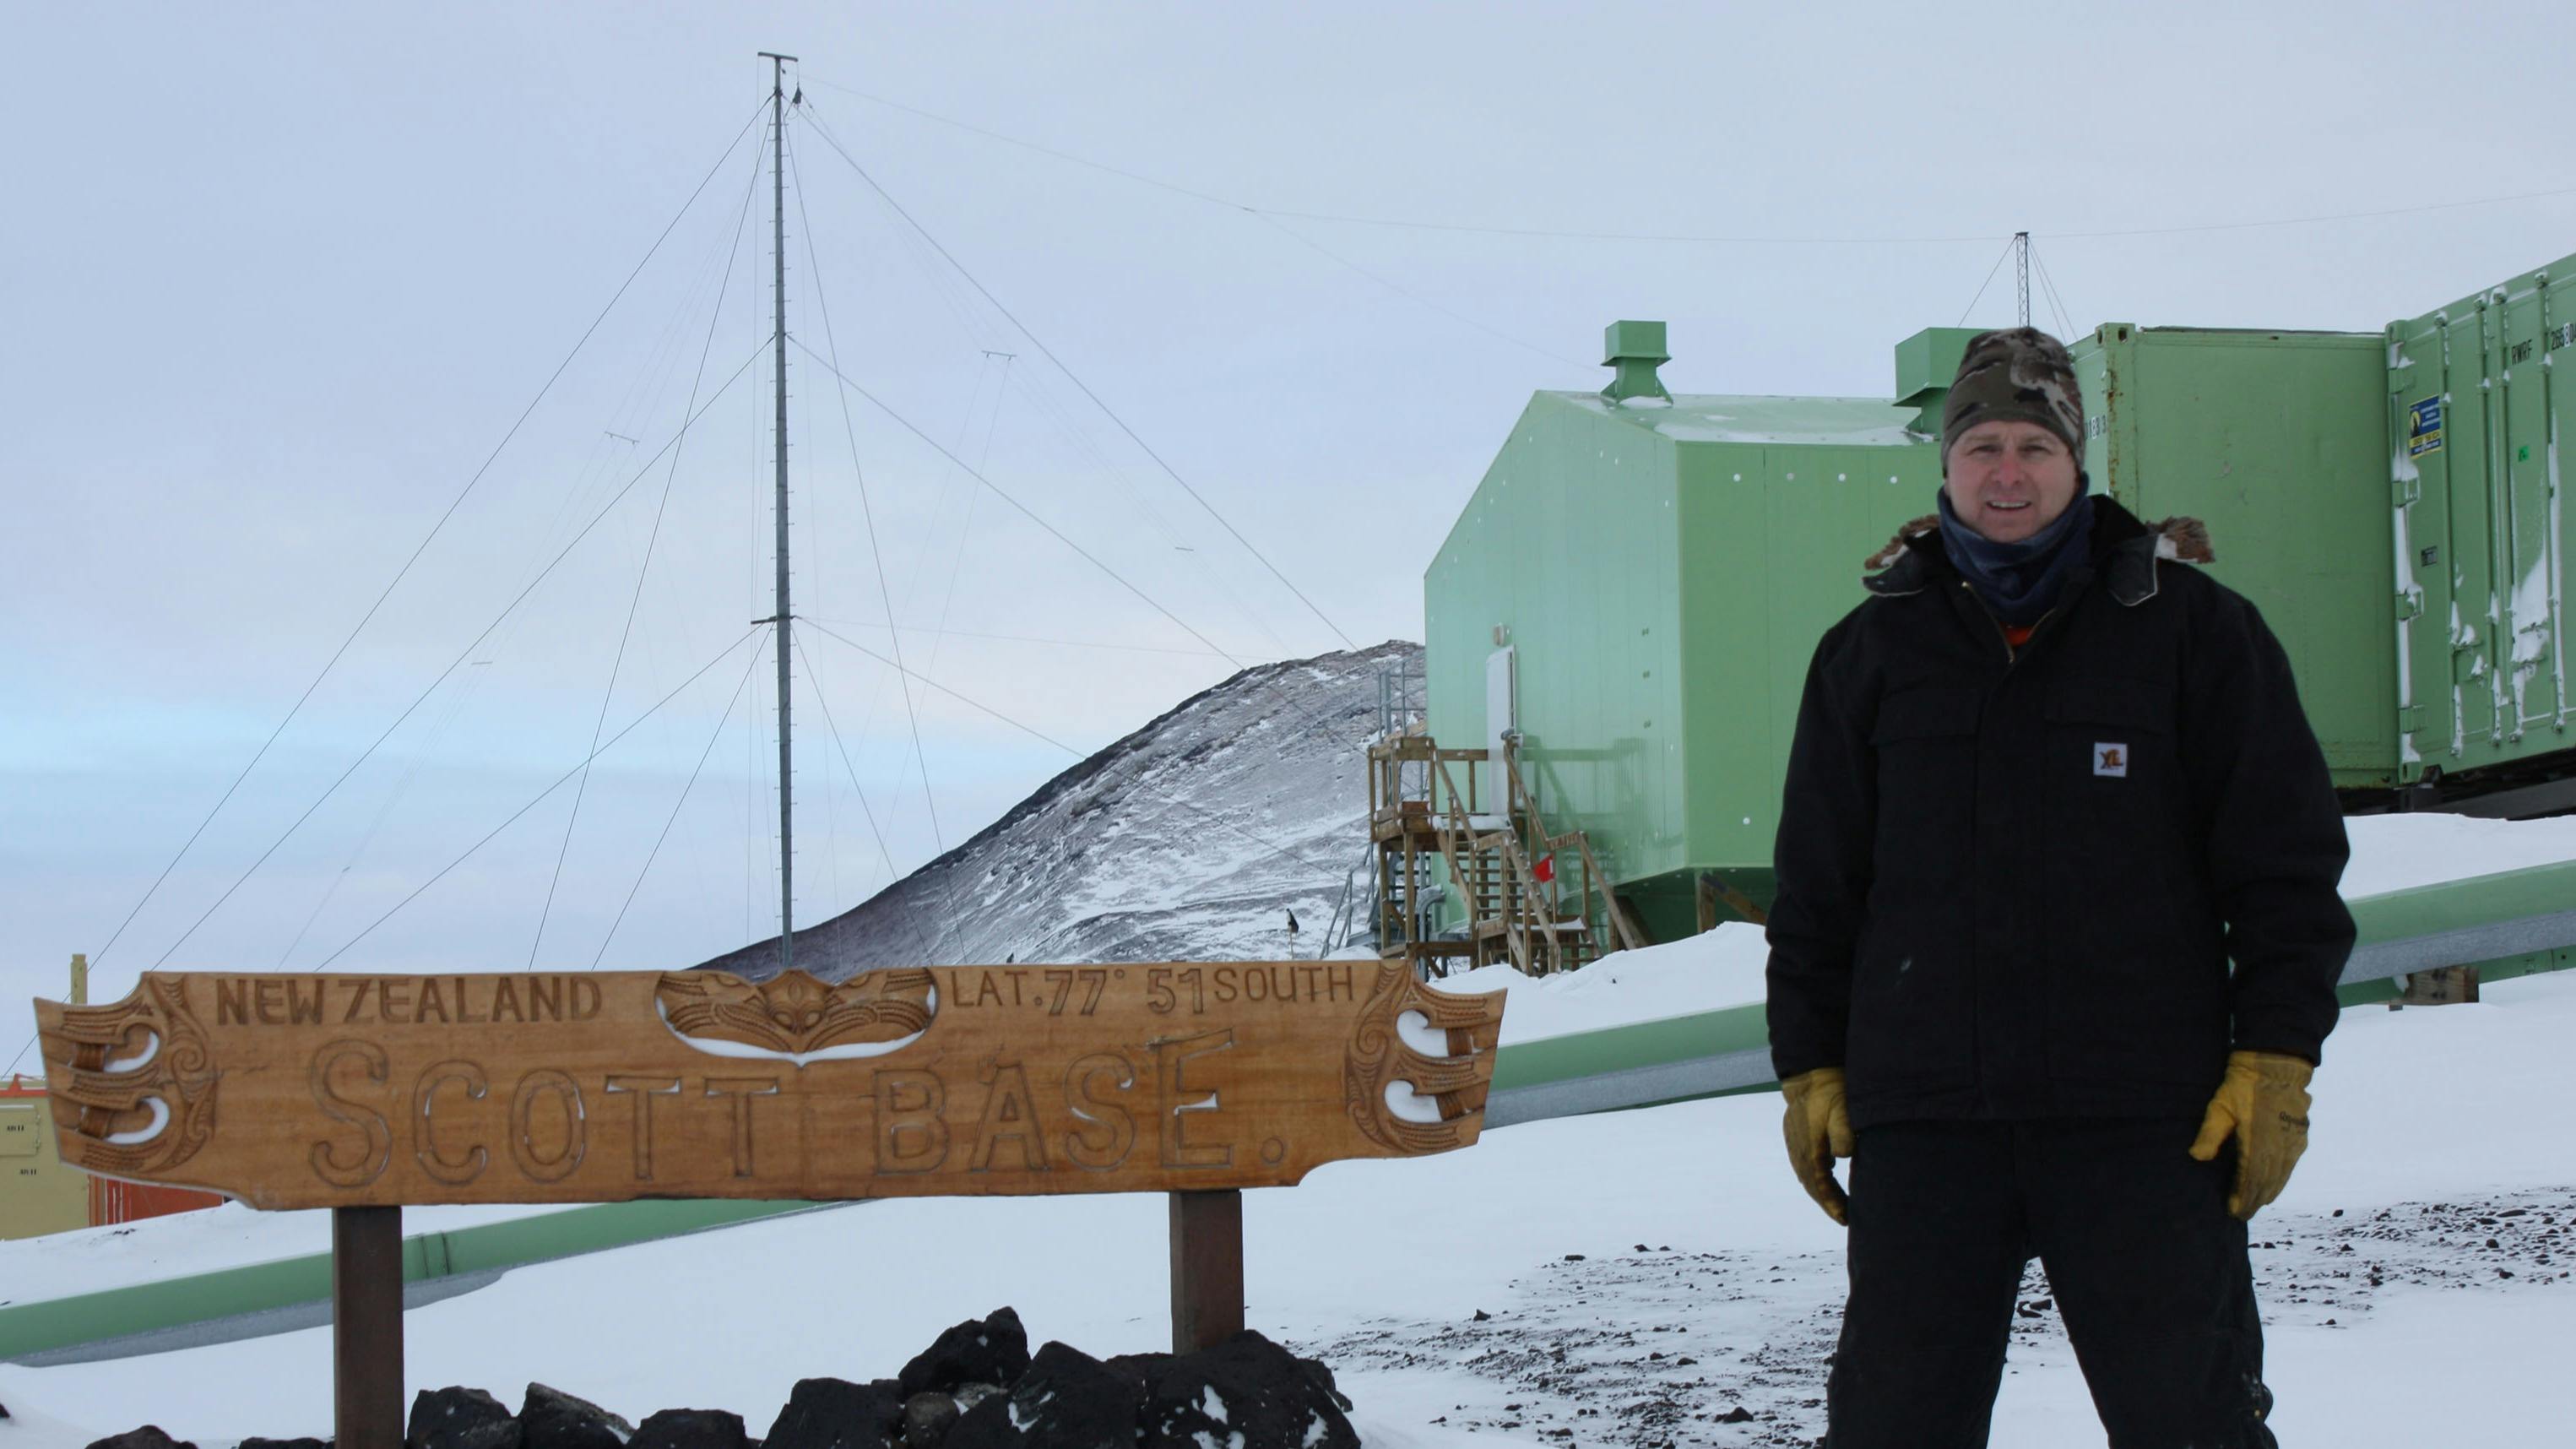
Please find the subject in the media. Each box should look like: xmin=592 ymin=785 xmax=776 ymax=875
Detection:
xmin=1824 ymin=1119 xmax=2278 ymax=1448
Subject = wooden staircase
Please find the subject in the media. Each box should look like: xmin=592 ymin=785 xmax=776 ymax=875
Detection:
xmin=1365 ymin=732 xmax=1646 ymax=979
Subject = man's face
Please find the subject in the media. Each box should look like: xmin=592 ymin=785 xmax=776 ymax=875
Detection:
xmin=1944 ymin=420 xmax=2081 ymax=544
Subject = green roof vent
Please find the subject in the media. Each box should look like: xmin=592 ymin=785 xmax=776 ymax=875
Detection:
xmin=1893 ymin=326 xmax=1981 ymax=436
xmin=1601 ymin=320 xmax=1672 ymax=402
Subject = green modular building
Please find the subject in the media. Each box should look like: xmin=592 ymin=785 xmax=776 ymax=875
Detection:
xmin=1423 ymin=321 xmax=1948 ymax=945
xmin=1425 ymin=260 xmax=2576 ymax=947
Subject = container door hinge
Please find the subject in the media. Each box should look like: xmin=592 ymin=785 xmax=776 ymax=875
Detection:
xmin=2399 ymin=704 xmax=2428 ymax=735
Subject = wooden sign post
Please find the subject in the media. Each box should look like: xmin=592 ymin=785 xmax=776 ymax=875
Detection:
xmin=334 ymin=1205 xmax=403 ymax=1449
xmin=35 ymin=962 xmax=1503 ymax=1435
xmin=1170 ymin=1187 xmax=1245 ymax=1351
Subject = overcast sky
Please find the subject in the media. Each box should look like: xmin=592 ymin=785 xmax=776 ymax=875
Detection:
xmin=6 ymin=0 xmax=2572 ymax=1057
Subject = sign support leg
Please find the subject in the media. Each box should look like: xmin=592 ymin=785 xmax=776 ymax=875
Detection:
xmin=1169 ymin=1188 xmax=1244 ymax=1352
xmin=334 ymin=1204 xmax=404 ymax=1449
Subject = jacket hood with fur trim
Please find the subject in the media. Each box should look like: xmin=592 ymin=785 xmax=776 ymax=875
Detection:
xmin=1861 ymin=497 xmax=2212 ymax=608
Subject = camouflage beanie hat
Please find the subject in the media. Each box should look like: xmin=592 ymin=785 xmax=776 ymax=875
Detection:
xmin=1941 ymin=327 xmax=2085 ymax=468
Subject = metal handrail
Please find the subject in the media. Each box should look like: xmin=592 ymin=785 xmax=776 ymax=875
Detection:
xmin=1431 ymin=754 xmax=1532 ymax=973
xmin=1495 ymin=741 xmax=1632 ymax=966
xmin=1317 ymin=836 xmax=1376 ymax=958
xmin=1570 ymin=829 xmax=1649 ymax=954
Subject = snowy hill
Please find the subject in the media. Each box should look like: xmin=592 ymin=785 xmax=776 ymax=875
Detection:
xmin=691 ymin=641 xmax=1416 ymax=981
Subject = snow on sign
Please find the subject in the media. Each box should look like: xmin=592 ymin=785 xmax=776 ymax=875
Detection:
xmin=30 ymin=964 xmax=1506 ymax=1210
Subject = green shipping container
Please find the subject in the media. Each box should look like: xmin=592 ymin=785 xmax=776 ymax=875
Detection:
xmin=2387 ymin=252 xmax=2576 ymax=788
xmin=2067 ymin=324 xmax=2398 ymax=789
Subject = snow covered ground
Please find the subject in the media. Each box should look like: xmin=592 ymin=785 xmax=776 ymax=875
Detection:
xmin=6 ymin=810 xmax=2575 ymax=1446
xmin=2336 ymin=811 xmax=2576 ymax=898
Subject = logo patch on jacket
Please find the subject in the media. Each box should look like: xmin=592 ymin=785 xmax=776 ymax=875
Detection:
xmin=2095 ymin=743 xmax=2129 ymax=778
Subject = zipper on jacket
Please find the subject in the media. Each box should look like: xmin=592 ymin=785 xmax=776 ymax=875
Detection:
xmin=1961 ymin=580 xmax=2017 ymax=665
xmin=1960 ymin=579 xmax=2070 ymax=667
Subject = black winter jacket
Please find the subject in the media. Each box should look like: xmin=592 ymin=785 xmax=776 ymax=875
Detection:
xmin=1764 ymin=497 xmax=2356 ymax=1130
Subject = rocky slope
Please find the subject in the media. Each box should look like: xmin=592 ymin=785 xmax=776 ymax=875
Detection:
xmin=690 ymin=641 xmax=1417 ymax=981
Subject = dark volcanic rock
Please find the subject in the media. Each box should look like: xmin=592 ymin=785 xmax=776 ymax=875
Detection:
xmin=899 ymin=1308 xmax=1030 ymax=1397
xmin=899 ymin=1392 xmax=960 ymax=1449
xmin=947 ymin=1341 xmax=1142 ymax=1449
xmin=1101 ymin=1350 xmax=1167 ymax=1381
xmin=85 ymin=1430 xmax=196 ymax=1449
xmin=243 ymin=1440 xmax=332 ymax=1449
xmin=520 ymin=1385 xmax=632 ymax=1449
xmin=630 ymin=1408 xmax=749 ymax=1449
xmin=763 ymin=1377 xmax=906 ymax=1449
xmin=1293 ymin=1354 xmax=1353 ymax=1415
xmin=1136 ymin=1332 xmax=1359 ymax=1449
xmin=949 ymin=1384 xmax=1003 ymax=1419
xmin=409 ymin=1387 xmax=519 ymax=1449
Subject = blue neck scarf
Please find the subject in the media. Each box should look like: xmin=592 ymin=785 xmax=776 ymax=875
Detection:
xmin=1936 ymin=488 xmax=2096 ymax=627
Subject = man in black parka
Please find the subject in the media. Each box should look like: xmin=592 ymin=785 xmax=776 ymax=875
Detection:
xmin=1764 ymin=328 xmax=2356 ymax=1447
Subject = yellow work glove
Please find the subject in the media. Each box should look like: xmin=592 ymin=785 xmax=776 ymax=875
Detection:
xmin=1781 ymin=1066 xmax=1854 ymax=1226
xmin=2187 ymin=1050 xmax=2314 ymax=1220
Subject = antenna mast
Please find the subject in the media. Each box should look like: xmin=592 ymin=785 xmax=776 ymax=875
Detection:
xmin=2015 ymin=231 xmax=2031 ymax=328
xmin=761 ymin=50 xmax=798 ymax=973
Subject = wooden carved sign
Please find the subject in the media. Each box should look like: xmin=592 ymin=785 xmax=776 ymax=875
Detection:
xmin=32 ymin=963 xmax=1505 ymax=1210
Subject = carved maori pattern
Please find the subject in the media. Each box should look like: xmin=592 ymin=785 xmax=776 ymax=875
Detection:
xmin=46 ymin=974 xmax=221 ymax=1178
xmin=656 ymin=968 xmax=936 ymax=1054
xmin=1342 ymin=963 xmax=1503 ymax=1154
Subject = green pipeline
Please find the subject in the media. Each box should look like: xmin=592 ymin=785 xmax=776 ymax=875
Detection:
xmin=9 ymin=860 xmax=2575 ymax=1361
xmin=1492 ymin=857 xmax=2576 ymax=1095
xmin=0 ymin=1197 xmax=818 ymax=1362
